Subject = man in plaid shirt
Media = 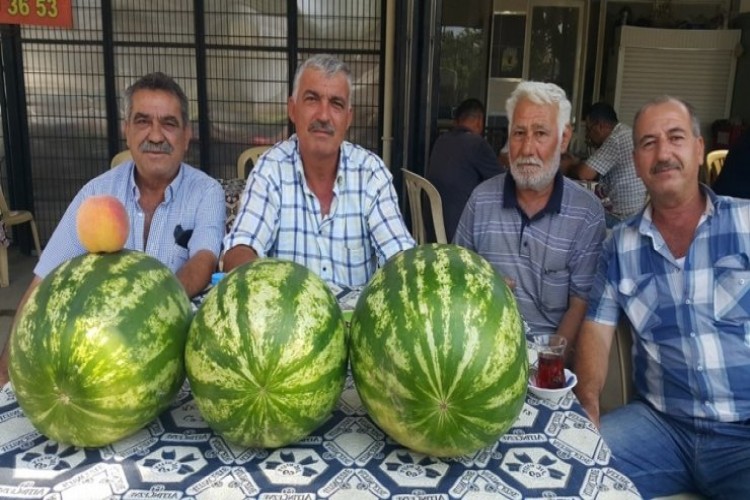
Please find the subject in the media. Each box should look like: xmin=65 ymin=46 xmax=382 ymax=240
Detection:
xmin=562 ymin=102 xmax=646 ymax=227
xmin=574 ymin=96 xmax=750 ymax=498
xmin=223 ymin=54 xmax=414 ymax=287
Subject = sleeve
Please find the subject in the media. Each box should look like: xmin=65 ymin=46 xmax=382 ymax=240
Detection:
xmin=585 ymin=134 xmax=620 ymax=176
xmin=223 ymin=165 xmax=280 ymax=258
xmin=585 ymin=234 xmax=622 ymax=327
xmin=33 ymin=186 xmax=93 ymax=278
xmin=452 ymin=190 xmax=478 ymax=249
xmin=187 ymin=178 xmax=225 ymax=258
xmin=567 ymin=200 xmax=607 ymax=301
xmin=365 ymin=158 xmax=415 ymax=264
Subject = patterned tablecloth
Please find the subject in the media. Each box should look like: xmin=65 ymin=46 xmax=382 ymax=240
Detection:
xmin=0 ymin=288 xmax=642 ymax=499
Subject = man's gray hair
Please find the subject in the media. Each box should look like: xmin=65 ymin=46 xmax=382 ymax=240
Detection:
xmin=505 ymin=81 xmax=571 ymax=140
xmin=632 ymin=95 xmax=702 ymax=142
xmin=291 ymin=53 xmax=352 ymax=107
xmin=123 ymin=72 xmax=190 ymax=127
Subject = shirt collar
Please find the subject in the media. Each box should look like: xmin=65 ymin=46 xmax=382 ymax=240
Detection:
xmin=127 ymin=160 xmax=184 ymax=204
xmin=502 ymin=170 xmax=564 ymax=217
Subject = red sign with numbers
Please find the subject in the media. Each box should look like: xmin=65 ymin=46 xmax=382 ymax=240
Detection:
xmin=0 ymin=0 xmax=73 ymax=28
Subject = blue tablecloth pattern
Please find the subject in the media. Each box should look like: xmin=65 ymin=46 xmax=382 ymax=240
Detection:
xmin=0 ymin=374 xmax=641 ymax=499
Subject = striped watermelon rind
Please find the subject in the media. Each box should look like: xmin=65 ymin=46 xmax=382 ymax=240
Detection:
xmin=185 ymin=258 xmax=347 ymax=448
xmin=9 ymin=250 xmax=193 ymax=447
xmin=349 ymin=244 xmax=527 ymax=457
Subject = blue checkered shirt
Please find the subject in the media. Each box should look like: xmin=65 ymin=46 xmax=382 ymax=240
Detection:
xmin=587 ymin=188 xmax=750 ymax=422
xmin=224 ymin=136 xmax=415 ymax=287
xmin=35 ymin=161 xmax=226 ymax=277
xmin=586 ymin=123 xmax=647 ymax=219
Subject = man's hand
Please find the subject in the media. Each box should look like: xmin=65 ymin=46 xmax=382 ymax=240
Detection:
xmin=176 ymin=250 xmax=218 ymax=298
xmin=222 ymin=245 xmax=259 ymax=272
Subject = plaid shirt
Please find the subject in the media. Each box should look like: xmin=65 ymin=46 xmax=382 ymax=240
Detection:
xmin=587 ymin=188 xmax=750 ymax=422
xmin=587 ymin=123 xmax=647 ymax=219
xmin=35 ymin=161 xmax=226 ymax=277
xmin=224 ymin=136 xmax=415 ymax=287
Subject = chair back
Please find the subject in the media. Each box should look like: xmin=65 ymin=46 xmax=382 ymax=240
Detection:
xmin=0 ymin=184 xmax=10 ymax=216
xmin=110 ymin=150 xmax=133 ymax=169
xmin=237 ymin=145 xmax=271 ymax=179
xmin=706 ymin=149 xmax=728 ymax=185
xmin=401 ymin=168 xmax=447 ymax=244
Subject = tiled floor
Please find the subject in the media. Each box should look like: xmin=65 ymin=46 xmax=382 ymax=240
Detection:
xmin=0 ymin=246 xmax=37 ymax=350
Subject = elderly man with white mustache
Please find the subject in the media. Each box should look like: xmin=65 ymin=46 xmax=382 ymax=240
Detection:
xmin=223 ymin=54 xmax=414 ymax=288
xmin=454 ymin=81 xmax=605 ymax=364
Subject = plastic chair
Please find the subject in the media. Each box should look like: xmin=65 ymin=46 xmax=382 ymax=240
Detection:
xmin=237 ymin=145 xmax=271 ymax=179
xmin=110 ymin=150 xmax=132 ymax=169
xmin=401 ymin=168 xmax=447 ymax=244
xmin=0 ymin=185 xmax=42 ymax=287
xmin=705 ymin=149 xmax=728 ymax=185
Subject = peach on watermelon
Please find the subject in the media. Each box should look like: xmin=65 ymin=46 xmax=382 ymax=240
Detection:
xmin=76 ymin=195 xmax=129 ymax=253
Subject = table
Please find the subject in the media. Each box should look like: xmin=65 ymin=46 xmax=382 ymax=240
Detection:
xmin=0 ymin=288 xmax=642 ymax=499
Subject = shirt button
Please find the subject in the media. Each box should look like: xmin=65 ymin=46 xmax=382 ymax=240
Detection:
xmin=685 ymin=298 xmax=691 ymax=305
xmin=690 ymin=332 xmax=696 ymax=338
xmin=704 ymin=401 xmax=710 ymax=406
xmin=740 ymin=279 xmax=746 ymax=285
xmin=322 ymin=267 xmax=327 ymax=272
xmin=698 ymin=365 xmax=703 ymax=371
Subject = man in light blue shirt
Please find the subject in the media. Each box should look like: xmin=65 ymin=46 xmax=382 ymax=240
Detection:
xmin=0 ymin=72 xmax=225 ymax=387
xmin=575 ymin=96 xmax=750 ymax=498
xmin=223 ymin=54 xmax=414 ymax=287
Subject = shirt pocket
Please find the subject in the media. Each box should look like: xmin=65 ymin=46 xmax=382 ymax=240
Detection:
xmin=170 ymin=244 xmax=190 ymax=272
xmin=540 ymin=266 xmax=570 ymax=312
xmin=713 ymin=253 xmax=750 ymax=324
xmin=618 ymin=273 xmax=662 ymax=333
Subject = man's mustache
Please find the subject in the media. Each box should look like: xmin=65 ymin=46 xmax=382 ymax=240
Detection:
xmin=140 ymin=141 xmax=173 ymax=154
xmin=651 ymin=161 xmax=680 ymax=175
xmin=309 ymin=120 xmax=335 ymax=135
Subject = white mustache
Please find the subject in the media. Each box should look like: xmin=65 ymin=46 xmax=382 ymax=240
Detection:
xmin=512 ymin=156 xmax=543 ymax=168
xmin=140 ymin=141 xmax=173 ymax=154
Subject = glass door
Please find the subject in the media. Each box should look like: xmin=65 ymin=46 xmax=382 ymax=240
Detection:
xmin=525 ymin=0 xmax=586 ymax=120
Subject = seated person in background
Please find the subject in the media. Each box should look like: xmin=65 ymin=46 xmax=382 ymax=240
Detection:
xmin=0 ymin=71 xmax=226 ymax=387
xmin=561 ymin=102 xmax=646 ymax=227
xmin=574 ymin=96 xmax=750 ymax=498
xmin=711 ymin=127 xmax=750 ymax=198
xmin=454 ymin=81 xmax=605 ymax=362
xmin=427 ymin=98 xmax=505 ymax=242
xmin=222 ymin=54 xmax=414 ymax=287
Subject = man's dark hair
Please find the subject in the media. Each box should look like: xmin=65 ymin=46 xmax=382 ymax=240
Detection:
xmin=585 ymin=102 xmax=618 ymax=125
xmin=123 ymin=72 xmax=190 ymax=127
xmin=454 ymin=98 xmax=485 ymax=122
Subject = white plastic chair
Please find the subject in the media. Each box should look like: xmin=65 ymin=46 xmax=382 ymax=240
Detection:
xmin=0 ymin=185 xmax=42 ymax=287
xmin=401 ymin=168 xmax=447 ymax=244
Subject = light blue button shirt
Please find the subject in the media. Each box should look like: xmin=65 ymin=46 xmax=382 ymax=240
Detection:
xmin=35 ymin=161 xmax=225 ymax=277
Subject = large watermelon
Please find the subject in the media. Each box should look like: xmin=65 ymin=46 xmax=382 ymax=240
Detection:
xmin=185 ymin=259 xmax=347 ymax=448
xmin=9 ymin=250 xmax=193 ymax=447
xmin=349 ymin=244 xmax=527 ymax=457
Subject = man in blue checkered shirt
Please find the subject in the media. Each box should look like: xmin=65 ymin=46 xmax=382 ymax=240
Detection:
xmin=222 ymin=54 xmax=414 ymax=287
xmin=574 ymin=96 xmax=750 ymax=498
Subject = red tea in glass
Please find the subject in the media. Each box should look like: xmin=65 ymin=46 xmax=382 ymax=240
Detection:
xmin=536 ymin=352 xmax=565 ymax=389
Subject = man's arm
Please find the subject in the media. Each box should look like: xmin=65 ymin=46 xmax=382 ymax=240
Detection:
xmin=573 ymin=319 xmax=616 ymax=428
xmin=222 ymin=244 xmax=259 ymax=272
xmin=560 ymin=153 xmax=599 ymax=181
xmin=0 ymin=277 xmax=42 ymax=388
xmin=555 ymin=295 xmax=588 ymax=365
xmin=175 ymin=249 xmax=218 ymax=298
